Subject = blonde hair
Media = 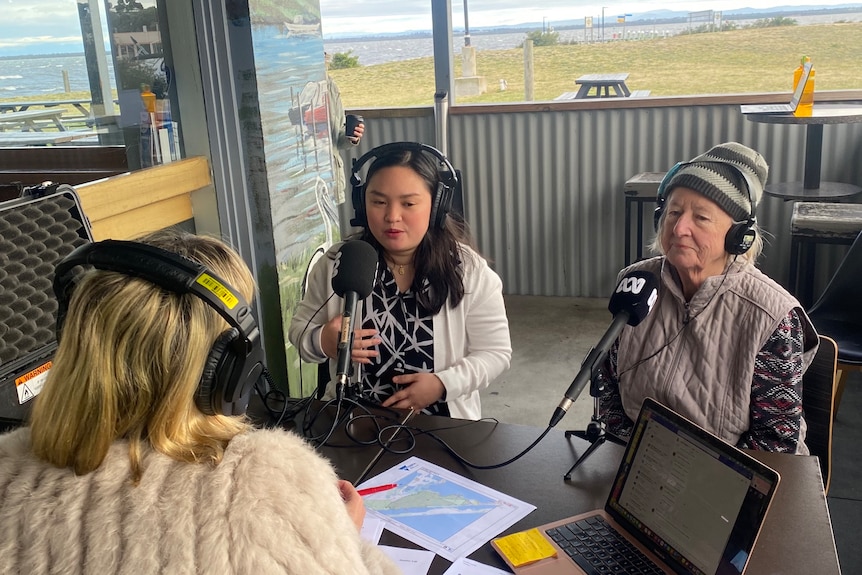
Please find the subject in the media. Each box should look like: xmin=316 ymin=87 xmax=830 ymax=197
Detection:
xmin=30 ymin=231 xmax=256 ymax=482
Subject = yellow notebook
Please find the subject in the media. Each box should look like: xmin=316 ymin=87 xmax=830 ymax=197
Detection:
xmin=491 ymin=528 xmax=558 ymax=567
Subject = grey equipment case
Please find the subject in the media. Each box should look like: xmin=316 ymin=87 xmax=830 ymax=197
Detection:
xmin=0 ymin=183 xmax=93 ymax=429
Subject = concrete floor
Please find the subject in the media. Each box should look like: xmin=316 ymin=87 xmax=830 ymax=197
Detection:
xmin=480 ymin=295 xmax=610 ymax=429
xmin=487 ymin=294 xmax=862 ymax=574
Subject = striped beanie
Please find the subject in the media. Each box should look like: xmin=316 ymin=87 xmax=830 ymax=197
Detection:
xmin=663 ymin=142 xmax=768 ymax=221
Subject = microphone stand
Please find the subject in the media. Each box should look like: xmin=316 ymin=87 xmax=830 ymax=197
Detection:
xmin=562 ymin=353 xmax=625 ymax=481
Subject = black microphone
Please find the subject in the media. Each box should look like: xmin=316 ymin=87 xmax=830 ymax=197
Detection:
xmin=548 ymin=271 xmax=658 ymax=428
xmin=331 ymin=240 xmax=378 ymax=400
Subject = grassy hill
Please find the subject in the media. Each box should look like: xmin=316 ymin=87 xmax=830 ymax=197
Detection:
xmin=331 ymin=22 xmax=862 ymax=108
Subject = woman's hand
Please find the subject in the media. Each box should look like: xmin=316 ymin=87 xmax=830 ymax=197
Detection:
xmin=320 ymin=315 xmax=380 ymax=364
xmin=381 ymin=373 xmax=446 ymax=412
xmin=348 ymin=123 xmax=364 ymax=144
xmin=337 ymin=480 xmax=366 ymax=531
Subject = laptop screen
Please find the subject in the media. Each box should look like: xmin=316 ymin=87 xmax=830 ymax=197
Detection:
xmin=788 ymin=60 xmax=813 ymax=107
xmin=606 ymin=398 xmax=779 ymax=575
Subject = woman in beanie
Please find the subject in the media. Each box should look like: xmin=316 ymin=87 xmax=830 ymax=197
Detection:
xmin=599 ymin=142 xmax=819 ymax=454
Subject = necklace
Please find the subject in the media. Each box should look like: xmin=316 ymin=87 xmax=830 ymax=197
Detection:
xmin=385 ymin=256 xmax=411 ymax=276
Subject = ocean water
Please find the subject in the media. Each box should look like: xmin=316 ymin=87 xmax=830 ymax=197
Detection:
xmin=0 ymin=55 xmax=117 ymax=99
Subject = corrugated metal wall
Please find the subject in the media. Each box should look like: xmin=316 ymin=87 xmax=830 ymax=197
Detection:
xmin=344 ymin=101 xmax=862 ymax=298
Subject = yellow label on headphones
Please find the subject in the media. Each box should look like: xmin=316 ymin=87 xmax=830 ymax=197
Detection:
xmin=196 ymin=273 xmax=239 ymax=309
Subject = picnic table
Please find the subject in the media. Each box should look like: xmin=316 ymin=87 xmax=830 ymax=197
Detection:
xmin=573 ymin=73 xmax=631 ymax=98
xmin=0 ymin=109 xmax=67 ymax=132
xmin=0 ymin=130 xmax=98 ymax=147
xmin=0 ymin=98 xmax=93 ymax=118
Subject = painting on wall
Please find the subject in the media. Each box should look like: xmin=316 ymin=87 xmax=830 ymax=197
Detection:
xmin=248 ymin=0 xmax=339 ymax=396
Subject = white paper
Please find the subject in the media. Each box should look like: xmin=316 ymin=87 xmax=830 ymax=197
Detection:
xmin=360 ymin=516 xmax=385 ymax=544
xmin=378 ymin=545 xmax=435 ymax=575
xmin=442 ymin=557 xmax=512 ymax=575
xmin=157 ymin=128 xmax=173 ymax=163
xmin=357 ymin=456 xmax=536 ymax=562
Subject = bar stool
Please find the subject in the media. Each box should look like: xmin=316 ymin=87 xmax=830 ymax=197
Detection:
xmin=789 ymin=202 xmax=862 ymax=307
xmin=624 ymin=172 xmax=664 ymax=265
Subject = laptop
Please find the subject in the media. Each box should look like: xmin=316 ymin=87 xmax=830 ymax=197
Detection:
xmin=740 ymin=61 xmax=812 ymax=114
xmin=492 ymin=398 xmax=780 ymax=575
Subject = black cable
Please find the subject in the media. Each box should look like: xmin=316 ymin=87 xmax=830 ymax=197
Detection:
xmin=252 ymin=371 xmax=316 ymax=429
xmin=369 ymin=417 xmax=553 ymax=470
xmin=296 ymin=291 xmax=336 ymax=399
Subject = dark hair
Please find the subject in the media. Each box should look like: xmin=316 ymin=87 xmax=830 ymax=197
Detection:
xmin=359 ymin=147 xmax=474 ymax=314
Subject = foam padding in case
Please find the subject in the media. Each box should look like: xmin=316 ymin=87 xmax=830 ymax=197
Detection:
xmin=0 ymin=186 xmax=92 ymax=424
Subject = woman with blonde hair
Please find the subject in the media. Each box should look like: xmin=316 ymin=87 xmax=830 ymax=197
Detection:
xmin=0 ymin=230 xmax=399 ymax=575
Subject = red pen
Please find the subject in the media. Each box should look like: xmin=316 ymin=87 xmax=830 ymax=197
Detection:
xmin=357 ymin=483 xmax=398 ymax=497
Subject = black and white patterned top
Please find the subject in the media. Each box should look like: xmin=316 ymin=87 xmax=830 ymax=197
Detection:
xmin=358 ymin=257 xmax=450 ymax=416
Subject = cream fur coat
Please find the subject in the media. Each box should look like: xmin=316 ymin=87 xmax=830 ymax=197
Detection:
xmin=0 ymin=427 xmax=401 ymax=575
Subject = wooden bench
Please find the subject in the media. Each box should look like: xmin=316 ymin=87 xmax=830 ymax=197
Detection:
xmin=553 ymin=91 xmax=580 ymax=101
xmin=76 ymin=156 xmax=212 ymax=240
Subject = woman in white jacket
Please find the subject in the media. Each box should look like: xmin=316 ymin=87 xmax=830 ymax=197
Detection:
xmin=290 ymin=142 xmax=512 ymax=420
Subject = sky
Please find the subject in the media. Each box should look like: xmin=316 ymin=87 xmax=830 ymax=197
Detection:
xmin=319 ymin=0 xmax=841 ymax=36
xmin=0 ymin=0 xmax=850 ymax=57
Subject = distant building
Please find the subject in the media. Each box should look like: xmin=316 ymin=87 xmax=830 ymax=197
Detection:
xmin=112 ymin=29 xmax=162 ymax=58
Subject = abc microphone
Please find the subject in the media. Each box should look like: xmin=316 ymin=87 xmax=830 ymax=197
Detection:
xmin=331 ymin=240 xmax=378 ymax=400
xmin=548 ymin=270 xmax=658 ymax=428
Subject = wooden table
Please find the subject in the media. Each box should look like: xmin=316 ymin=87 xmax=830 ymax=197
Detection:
xmin=0 ymin=109 xmax=66 ymax=132
xmin=574 ymin=73 xmax=631 ymax=98
xmin=743 ymin=103 xmax=862 ymax=201
xmin=359 ymin=410 xmax=840 ymax=575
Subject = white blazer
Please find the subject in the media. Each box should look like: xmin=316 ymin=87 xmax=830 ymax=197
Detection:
xmin=289 ymin=242 xmax=512 ymax=420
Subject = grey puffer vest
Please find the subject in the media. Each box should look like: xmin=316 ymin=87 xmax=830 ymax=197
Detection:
xmin=617 ymin=257 xmax=818 ymax=454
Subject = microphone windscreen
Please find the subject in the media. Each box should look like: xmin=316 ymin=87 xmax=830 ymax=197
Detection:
xmin=331 ymin=240 xmax=378 ymax=299
xmin=608 ymin=271 xmax=659 ymax=326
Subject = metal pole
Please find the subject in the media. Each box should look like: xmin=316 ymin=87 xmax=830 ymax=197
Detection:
xmin=431 ymin=0 xmax=455 ymax=103
xmin=434 ymin=91 xmax=449 ymax=156
xmin=463 ymin=0 xmax=471 ymax=46
xmin=601 ymin=7 xmax=606 ymax=42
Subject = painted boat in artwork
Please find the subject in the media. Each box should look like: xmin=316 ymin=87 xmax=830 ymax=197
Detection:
xmin=285 ymin=21 xmax=321 ymax=37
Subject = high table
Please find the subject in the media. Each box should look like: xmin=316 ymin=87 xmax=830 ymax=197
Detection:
xmin=743 ymin=103 xmax=862 ymax=201
xmin=624 ymin=171 xmax=665 ymax=265
xmin=357 ymin=410 xmax=840 ymax=575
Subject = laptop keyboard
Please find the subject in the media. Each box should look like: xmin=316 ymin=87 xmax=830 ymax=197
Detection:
xmin=545 ymin=515 xmax=666 ymax=575
xmin=754 ymin=105 xmax=789 ymax=112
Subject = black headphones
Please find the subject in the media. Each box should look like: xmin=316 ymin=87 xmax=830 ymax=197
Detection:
xmin=653 ymin=161 xmax=758 ymax=256
xmin=349 ymin=141 xmax=460 ymax=230
xmin=52 ymin=240 xmax=265 ymax=416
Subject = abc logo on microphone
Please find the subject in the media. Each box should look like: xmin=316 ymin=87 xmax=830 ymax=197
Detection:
xmin=610 ymin=271 xmax=659 ymax=325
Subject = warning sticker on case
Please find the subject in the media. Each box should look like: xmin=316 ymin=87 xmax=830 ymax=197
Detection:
xmin=15 ymin=361 xmax=52 ymax=404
